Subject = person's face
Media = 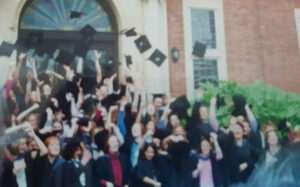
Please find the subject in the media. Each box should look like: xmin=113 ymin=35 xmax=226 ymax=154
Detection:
xmin=145 ymin=146 xmax=155 ymax=160
xmin=28 ymin=115 xmax=39 ymax=130
xmin=73 ymin=147 xmax=82 ymax=159
xmin=18 ymin=139 xmax=27 ymax=155
xmin=43 ymin=84 xmax=52 ymax=97
xmin=199 ymin=106 xmax=208 ymax=121
xmin=108 ymin=136 xmax=119 ymax=154
xmin=132 ymin=123 xmax=142 ymax=138
xmin=54 ymin=111 xmax=65 ymax=122
xmin=267 ymin=131 xmax=278 ymax=146
xmin=200 ymin=140 xmax=211 ymax=155
xmin=242 ymin=122 xmax=251 ymax=135
xmin=174 ymin=126 xmax=185 ymax=137
xmin=99 ymin=86 xmax=108 ymax=98
xmin=265 ymin=125 xmax=275 ymax=133
xmin=237 ymin=115 xmax=245 ymax=123
xmin=146 ymin=121 xmax=155 ymax=135
xmin=153 ymin=98 xmax=163 ymax=111
xmin=52 ymin=122 xmax=63 ymax=135
xmin=101 ymin=107 xmax=108 ymax=121
xmin=147 ymin=104 xmax=155 ymax=116
xmin=48 ymin=139 xmax=60 ymax=156
xmin=30 ymin=91 xmax=38 ymax=102
xmin=170 ymin=115 xmax=180 ymax=127
xmin=28 ymin=140 xmax=39 ymax=151
xmin=233 ymin=124 xmax=244 ymax=140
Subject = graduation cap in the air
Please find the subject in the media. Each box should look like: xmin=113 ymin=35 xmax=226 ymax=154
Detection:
xmin=80 ymin=24 xmax=97 ymax=38
xmin=70 ymin=11 xmax=83 ymax=19
xmin=0 ymin=42 xmax=16 ymax=57
xmin=134 ymin=35 xmax=151 ymax=53
xmin=170 ymin=95 xmax=190 ymax=119
xmin=55 ymin=50 xmax=75 ymax=65
xmin=149 ymin=49 xmax=167 ymax=67
xmin=102 ymin=56 xmax=121 ymax=77
xmin=0 ymin=41 xmax=29 ymax=57
xmin=124 ymin=27 xmax=137 ymax=37
xmin=125 ymin=55 xmax=132 ymax=68
xmin=232 ymin=94 xmax=247 ymax=117
xmin=192 ymin=41 xmax=206 ymax=58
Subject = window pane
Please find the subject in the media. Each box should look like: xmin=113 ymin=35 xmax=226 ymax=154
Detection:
xmin=191 ymin=9 xmax=216 ymax=49
xmin=193 ymin=59 xmax=218 ymax=88
xmin=21 ymin=0 xmax=113 ymax=32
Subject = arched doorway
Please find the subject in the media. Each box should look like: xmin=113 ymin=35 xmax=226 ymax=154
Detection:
xmin=17 ymin=0 xmax=119 ymax=92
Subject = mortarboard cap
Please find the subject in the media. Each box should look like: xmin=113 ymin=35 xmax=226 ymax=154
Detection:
xmin=55 ymin=50 xmax=75 ymax=65
xmin=192 ymin=41 xmax=206 ymax=58
xmin=134 ymin=35 xmax=151 ymax=53
xmin=232 ymin=94 xmax=247 ymax=117
xmin=0 ymin=42 xmax=15 ymax=57
xmin=170 ymin=95 xmax=190 ymax=119
xmin=80 ymin=24 xmax=97 ymax=38
xmin=125 ymin=55 xmax=132 ymax=68
xmin=149 ymin=49 xmax=167 ymax=67
xmin=102 ymin=56 xmax=121 ymax=77
xmin=70 ymin=11 xmax=83 ymax=19
xmin=124 ymin=27 xmax=137 ymax=37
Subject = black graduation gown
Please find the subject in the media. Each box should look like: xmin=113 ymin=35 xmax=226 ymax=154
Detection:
xmin=0 ymin=157 xmax=18 ymax=187
xmin=136 ymin=159 xmax=160 ymax=187
xmin=228 ymin=140 xmax=257 ymax=184
xmin=189 ymin=153 xmax=224 ymax=187
xmin=63 ymin=159 xmax=93 ymax=187
xmin=167 ymin=141 xmax=195 ymax=187
xmin=94 ymin=153 xmax=131 ymax=186
xmin=101 ymin=84 xmax=126 ymax=110
xmin=36 ymin=156 xmax=65 ymax=187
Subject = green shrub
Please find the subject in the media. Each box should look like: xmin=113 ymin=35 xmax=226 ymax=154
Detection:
xmin=193 ymin=81 xmax=300 ymax=129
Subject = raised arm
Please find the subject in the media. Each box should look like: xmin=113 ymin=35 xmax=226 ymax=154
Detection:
xmin=209 ymin=96 xmax=220 ymax=132
xmin=94 ymin=50 xmax=102 ymax=84
xmin=16 ymin=103 xmax=39 ymax=123
xmin=245 ymin=104 xmax=258 ymax=132
xmin=76 ymin=57 xmax=84 ymax=74
xmin=45 ymin=70 xmax=64 ymax=80
xmin=25 ymin=124 xmax=48 ymax=156
xmin=210 ymin=132 xmax=223 ymax=160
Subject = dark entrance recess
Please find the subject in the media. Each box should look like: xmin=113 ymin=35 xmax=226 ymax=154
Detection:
xmin=17 ymin=0 xmax=119 ymax=92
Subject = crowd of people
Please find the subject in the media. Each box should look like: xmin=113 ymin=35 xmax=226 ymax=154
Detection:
xmin=1 ymin=51 xmax=300 ymax=187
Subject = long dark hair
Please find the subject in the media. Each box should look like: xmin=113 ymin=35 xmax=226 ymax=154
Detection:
xmin=139 ymin=142 xmax=157 ymax=160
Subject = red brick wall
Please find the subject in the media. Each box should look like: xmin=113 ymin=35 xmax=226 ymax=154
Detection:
xmin=166 ymin=0 xmax=187 ymax=97
xmin=224 ymin=0 xmax=300 ymax=94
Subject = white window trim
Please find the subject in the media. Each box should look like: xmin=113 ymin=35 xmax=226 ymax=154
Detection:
xmin=183 ymin=0 xmax=227 ymax=99
xmin=294 ymin=9 xmax=300 ymax=51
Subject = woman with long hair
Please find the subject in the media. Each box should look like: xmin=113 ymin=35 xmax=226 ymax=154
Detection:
xmin=94 ymin=134 xmax=131 ymax=187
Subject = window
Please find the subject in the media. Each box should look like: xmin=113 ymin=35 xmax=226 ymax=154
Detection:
xmin=184 ymin=0 xmax=227 ymax=98
xmin=20 ymin=0 xmax=114 ymax=32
